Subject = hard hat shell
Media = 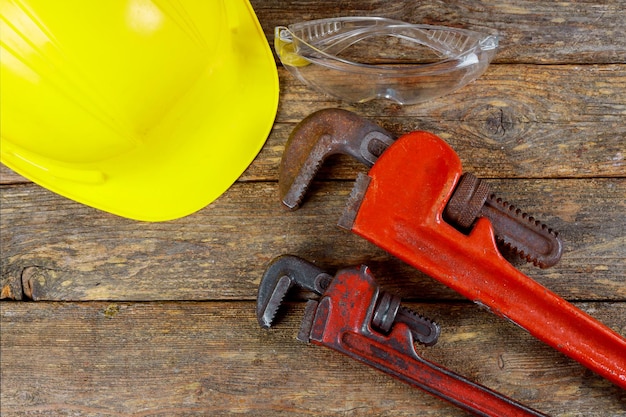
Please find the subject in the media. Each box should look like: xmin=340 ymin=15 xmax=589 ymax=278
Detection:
xmin=1 ymin=0 xmax=279 ymax=221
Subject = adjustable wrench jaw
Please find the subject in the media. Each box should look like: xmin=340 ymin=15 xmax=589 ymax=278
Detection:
xmin=257 ymin=255 xmax=332 ymax=328
xmin=346 ymin=131 xmax=626 ymax=388
xmin=279 ymin=108 xmax=395 ymax=210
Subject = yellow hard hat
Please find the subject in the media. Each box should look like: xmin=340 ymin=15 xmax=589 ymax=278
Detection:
xmin=0 ymin=0 xmax=279 ymax=221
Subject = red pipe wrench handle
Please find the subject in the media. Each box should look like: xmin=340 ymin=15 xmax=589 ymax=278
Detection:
xmin=306 ymin=267 xmax=548 ymax=417
xmin=349 ymin=131 xmax=626 ymax=388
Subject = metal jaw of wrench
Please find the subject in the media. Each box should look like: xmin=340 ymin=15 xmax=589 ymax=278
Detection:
xmin=258 ymin=255 xmax=549 ymax=417
xmin=278 ymin=109 xmax=626 ymax=389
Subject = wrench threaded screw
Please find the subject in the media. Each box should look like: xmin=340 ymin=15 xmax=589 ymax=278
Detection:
xmin=444 ymin=173 xmax=563 ymax=268
xmin=372 ymin=290 xmax=440 ymax=346
xmin=372 ymin=291 xmax=401 ymax=333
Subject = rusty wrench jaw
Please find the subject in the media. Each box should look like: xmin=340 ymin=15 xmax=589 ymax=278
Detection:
xmin=259 ymin=256 xmax=548 ymax=417
xmin=257 ymin=255 xmax=332 ymax=329
xmin=278 ymin=108 xmax=395 ymax=210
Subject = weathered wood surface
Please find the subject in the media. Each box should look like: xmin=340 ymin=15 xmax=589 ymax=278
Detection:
xmin=1 ymin=1 xmax=625 ymax=416
xmin=1 ymin=301 xmax=625 ymax=416
xmin=1 ymin=178 xmax=624 ymax=302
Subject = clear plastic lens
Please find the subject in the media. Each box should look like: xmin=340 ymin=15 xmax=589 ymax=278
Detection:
xmin=275 ymin=17 xmax=499 ymax=105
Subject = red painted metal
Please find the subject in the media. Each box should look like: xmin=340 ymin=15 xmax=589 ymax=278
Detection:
xmin=349 ymin=130 xmax=626 ymax=389
xmin=306 ymin=266 xmax=548 ymax=417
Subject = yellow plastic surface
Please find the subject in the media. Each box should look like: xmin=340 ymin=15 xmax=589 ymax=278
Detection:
xmin=0 ymin=0 xmax=279 ymax=221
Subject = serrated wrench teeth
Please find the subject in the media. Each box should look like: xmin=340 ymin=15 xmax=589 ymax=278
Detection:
xmin=256 ymin=255 xmax=331 ymax=328
xmin=258 ymin=274 xmax=292 ymax=329
xmin=443 ymin=173 xmax=563 ymax=268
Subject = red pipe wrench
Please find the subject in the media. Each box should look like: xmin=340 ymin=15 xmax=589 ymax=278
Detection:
xmin=258 ymin=255 xmax=549 ymax=416
xmin=336 ymin=130 xmax=626 ymax=388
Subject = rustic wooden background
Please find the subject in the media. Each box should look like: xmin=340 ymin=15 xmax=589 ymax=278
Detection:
xmin=1 ymin=1 xmax=625 ymax=416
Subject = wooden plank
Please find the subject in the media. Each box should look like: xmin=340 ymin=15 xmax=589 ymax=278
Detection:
xmin=2 ymin=178 xmax=624 ymax=301
xmin=0 ymin=165 xmax=26 ymax=185
xmin=1 ymin=301 xmax=624 ymax=416
xmin=273 ymin=64 xmax=626 ymax=124
xmin=4 ymin=64 xmax=625 ymax=184
xmin=247 ymin=64 xmax=626 ymax=181
xmin=250 ymin=0 xmax=626 ymax=64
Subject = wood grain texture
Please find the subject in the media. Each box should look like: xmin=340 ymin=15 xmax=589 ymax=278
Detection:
xmin=0 ymin=165 xmax=25 ymax=185
xmin=1 ymin=178 xmax=624 ymax=302
xmin=1 ymin=301 xmax=625 ymax=417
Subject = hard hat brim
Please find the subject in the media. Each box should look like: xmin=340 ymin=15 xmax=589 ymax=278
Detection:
xmin=1 ymin=0 xmax=279 ymax=222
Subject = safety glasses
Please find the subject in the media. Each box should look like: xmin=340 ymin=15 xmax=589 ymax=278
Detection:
xmin=275 ymin=17 xmax=499 ymax=105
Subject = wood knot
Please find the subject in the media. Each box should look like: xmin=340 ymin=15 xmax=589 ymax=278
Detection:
xmin=485 ymin=108 xmax=514 ymax=136
xmin=21 ymin=266 xmax=47 ymax=300
xmin=103 ymin=304 xmax=120 ymax=318
xmin=1 ymin=283 xmax=16 ymax=299
xmin=20 ymin=266 xmax=61 ymax=301
xmin=461 ymin=101 xmax=535 ymax=144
